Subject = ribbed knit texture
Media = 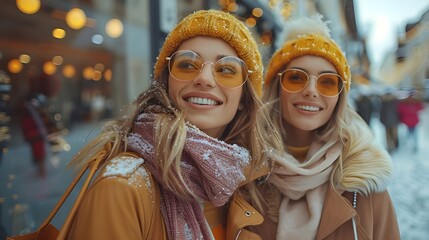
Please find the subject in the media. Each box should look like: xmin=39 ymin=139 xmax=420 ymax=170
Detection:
xmin=154 ymin=10 xmax=263 ymax=96
xmin=264 ymin=16 xmax=351 ymax=91
xmin=127 ymin=112 xmax=250 ymax=239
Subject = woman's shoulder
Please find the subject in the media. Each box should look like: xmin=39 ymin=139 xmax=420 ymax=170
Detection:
xmin=102 ymin=153 xmax=146 ymax=178
xmin=68 ymin=153 xmax=165 ymax=239
xmin=93 ymin=153 xmax=159 ymax=197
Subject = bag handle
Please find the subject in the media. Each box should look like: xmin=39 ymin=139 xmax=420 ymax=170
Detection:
xmin=37 ymin=144 xmax=110 ymax=234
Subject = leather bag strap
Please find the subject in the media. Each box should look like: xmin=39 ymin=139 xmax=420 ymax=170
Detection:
xmin=37 ymin=145 xmax=110 ymax=236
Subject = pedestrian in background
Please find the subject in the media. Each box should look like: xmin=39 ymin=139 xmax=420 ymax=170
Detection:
xmin=379 ymin=90 xmax=400 ymax=153
xmin=20 ymin=93 xmax=58 ymax=178
xmin=64 ymin=10 xmax=281 ymax=240
xmin=354 ymin=88 xmax=374 ymax=127
xmin=397 ymin=90 xmax=424 ymax=152
xmin=248 ymin=14 xmax=400 ymax=239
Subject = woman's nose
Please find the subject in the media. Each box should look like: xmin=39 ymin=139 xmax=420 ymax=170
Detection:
xmin=193 ymin=63 xmax=216 ymax=87
xmin=302 ymin=76 xmax=318 ymax=97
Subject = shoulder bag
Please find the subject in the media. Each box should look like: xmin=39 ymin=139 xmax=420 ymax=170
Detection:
xmin=6 ymin=146 xmax=109 ymax=240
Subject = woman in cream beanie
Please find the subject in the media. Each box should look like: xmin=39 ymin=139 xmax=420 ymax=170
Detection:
xmin=249 ymin=14 xmax=400 ymax=239
xmin=63 ymin=9 xmax=282 ymax=240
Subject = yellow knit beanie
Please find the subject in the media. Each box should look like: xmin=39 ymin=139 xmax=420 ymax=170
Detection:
xmin=153 ymin=9 xmax=263 ymax=96
xmin=265 ymin=15 xmax=351 ymax=92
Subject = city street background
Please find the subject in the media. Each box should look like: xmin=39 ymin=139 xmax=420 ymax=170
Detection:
xmin=0 ymin=103 xmax=428 ymax=239
xmin=0 ymin=1 xmax=428 ymax=240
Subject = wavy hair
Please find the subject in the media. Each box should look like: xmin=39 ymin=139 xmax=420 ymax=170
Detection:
xmin=256 ymin=72 xmax=391 ymax=221
xmin=69 ymin=67 xmax=283 ymax=200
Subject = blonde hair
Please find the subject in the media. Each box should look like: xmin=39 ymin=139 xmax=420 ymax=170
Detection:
xmin=253 ymin=13 xmax=393 ymax=224
xmin=69 ymin=66 xmax=283 ymax=200
xmin=70 ymin=9 xmax=283 ymax=203
xmin=258 ymin=72 xmax=384 ymax=221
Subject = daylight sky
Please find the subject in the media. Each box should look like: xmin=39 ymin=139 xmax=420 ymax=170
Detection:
xmin=354 ymin=0 xmax=429 ymax=68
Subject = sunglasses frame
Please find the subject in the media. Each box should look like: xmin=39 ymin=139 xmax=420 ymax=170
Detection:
xmin=166 ymin=50 xmax=252 ymax=89
xmin=278 ymin=68 xmax=346 ymax=97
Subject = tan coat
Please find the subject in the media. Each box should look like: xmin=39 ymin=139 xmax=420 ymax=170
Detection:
xmin=253 ymin=183 xmax=400 ymax=240
xmin=317 ymin=185 xmax=400 ymax=240
xmin=66 ymin=153 xmax=266 ymax=240
xmin=250 ymin=137 xmax=401 ymax=240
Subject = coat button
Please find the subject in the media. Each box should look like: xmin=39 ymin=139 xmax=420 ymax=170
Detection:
xmin=245 ymin=211 xmax=251 ymax=217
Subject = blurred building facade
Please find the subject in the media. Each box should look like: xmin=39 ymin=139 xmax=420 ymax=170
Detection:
xmin=0 ymin=0 xmax=401 ymax=236
xmin=378 ymin=8 xmax=429 ymax=99
xmin=0 ymin=0 xmax=375 ymax=149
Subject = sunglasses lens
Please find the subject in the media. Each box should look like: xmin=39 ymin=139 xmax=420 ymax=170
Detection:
xmin=168 ymin=51 xmax=202 ymax=81
xmin=281 ymin=70 xmax=308 ymax=92
xmin=214 ymin=56 xmax=247 ymax=88
xmin=167 ymin=51 xmax=248 ymax=88
xmin=317 ymin=74 xmax=343 ymax=96
xmin=280 ymin=69 xmax=344 ymax=97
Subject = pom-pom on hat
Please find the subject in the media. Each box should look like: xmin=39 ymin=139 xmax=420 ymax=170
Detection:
xmin=264 ymin=14 xmax=351 ymax=92
xmin=154 ymin=9 xmax=263 ymax=96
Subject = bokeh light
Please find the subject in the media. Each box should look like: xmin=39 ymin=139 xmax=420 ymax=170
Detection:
xmin=82 ymin=66 xmax=94 ymax=80
xmin=105 ymin=19 xmax=124 ymax=38
xmin=16 ymin=0 xmax=41 ymax=14
xmin=92 ymin=70 xmax=102 ymax=81
xmin=245 ymin=17 xmax=256 ymax=28
xmin=19 ymin=54 xmax=31 ymax=64
xmin=66 ymin=8 xmax=87 ymax=30
xmin=252 ymin=8 xmax=263 ymax=17
xmin=92 ymin=34 xmax=103 ymax=44
xmin=94 ymin=63 xmax=104 ymax=72
xmin=104 ymin=68 xmax=112 ymax=81
xmin=52 ymin=56 xmax=63 ymax=65
xmin=43 ymin=61 xmax=57 ymax=75
xmin=227 ymin=2 xmax=238 ymax=12
xmin=62 ymin=64 xmax=76 ymax=78
xmin=52 ymin=28 xmax=66 ymax=39
xmin=8 ymin=59 xmax=23 ymax=73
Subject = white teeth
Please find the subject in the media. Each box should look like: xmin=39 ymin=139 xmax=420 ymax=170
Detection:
xmin=187 ymin=97 xmax=219 ymax=105
xmin=296 ymin=105 xmax=320 ymax=112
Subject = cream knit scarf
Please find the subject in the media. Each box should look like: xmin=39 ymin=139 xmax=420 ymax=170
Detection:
xmin=127 ymin=113 xmax=250 ymax=240
xmin=269 ymin=138 xmax=342 ymax=240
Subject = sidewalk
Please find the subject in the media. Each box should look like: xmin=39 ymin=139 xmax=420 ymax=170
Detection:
xmin=0 ymin=121 xmax=104 ymax=237
xmin=369 ymin=102 xmax=429 ymax=239
xmin=385 ymin=103 xmax=429 ymax=240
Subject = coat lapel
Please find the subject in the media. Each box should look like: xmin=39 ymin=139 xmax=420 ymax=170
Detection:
xmin=317 ymin=184 xmax=355 ymax=239
xmin=226 ymin=194 xmax=263 ymax=240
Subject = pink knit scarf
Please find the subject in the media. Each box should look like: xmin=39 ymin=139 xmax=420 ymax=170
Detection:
xmin=127 ymin=113 xmax=250 ymax=240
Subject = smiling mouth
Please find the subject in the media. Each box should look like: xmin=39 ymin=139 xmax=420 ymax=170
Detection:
xmin=186 ymin=97 xmax=221 ymax=106
xmin=295 ymin=104 xmax=321 ymax=112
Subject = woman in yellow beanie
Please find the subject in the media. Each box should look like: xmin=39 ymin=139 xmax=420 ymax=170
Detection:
xmin=249 ymin=15 xmax=400 ymax=239
xmin=60 ymin=9 xmax=282 ymax=240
